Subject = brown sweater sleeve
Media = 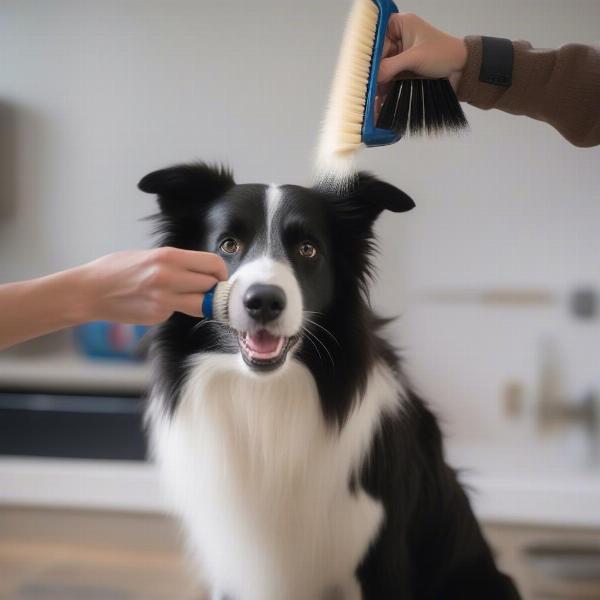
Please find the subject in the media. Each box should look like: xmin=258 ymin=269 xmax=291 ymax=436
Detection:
xmin=457 ymin=36 xmax=600 ymax=148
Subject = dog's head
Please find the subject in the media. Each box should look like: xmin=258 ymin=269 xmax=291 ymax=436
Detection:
xmin=139 ymin=164 xmax=413 ymax=421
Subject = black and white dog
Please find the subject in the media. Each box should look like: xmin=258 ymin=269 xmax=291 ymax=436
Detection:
xmin=138 ymin=163 xmax=520 ymax=600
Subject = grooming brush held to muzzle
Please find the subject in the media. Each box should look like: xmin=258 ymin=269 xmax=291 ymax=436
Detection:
xmin=202 ymin=280 xmax=233 ymax=323
xmin=316 ymin=0 xmax=468 ymax=180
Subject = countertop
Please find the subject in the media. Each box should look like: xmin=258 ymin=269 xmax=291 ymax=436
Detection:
xmin=2 ymin=452 xmax=599 ymax=529
xmin=0 ymin=350 xmax=149 ymax=394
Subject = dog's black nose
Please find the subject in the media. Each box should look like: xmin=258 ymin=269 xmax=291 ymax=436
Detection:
xmin=244 ymin=284 xmax=286 ymax=323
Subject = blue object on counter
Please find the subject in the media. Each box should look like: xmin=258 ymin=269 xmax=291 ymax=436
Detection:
xmin=75 ymin=322 xmax=150 ymax=361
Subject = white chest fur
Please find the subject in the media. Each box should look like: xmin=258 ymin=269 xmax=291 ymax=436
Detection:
xmin=148 ymin=354 xmax=401 ymax=600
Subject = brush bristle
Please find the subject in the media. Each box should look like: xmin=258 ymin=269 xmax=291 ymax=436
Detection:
xmin=212 ymin=280 xmax=232 ymax=323
xmin=315 ymin=0 xmax=379 ymax=185
xmin=376 ymin=78 xmax=469 ymax=136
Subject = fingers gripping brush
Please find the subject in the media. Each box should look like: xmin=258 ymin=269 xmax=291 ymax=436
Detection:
xmin=316 ymin=0 xmax=468 ymax=182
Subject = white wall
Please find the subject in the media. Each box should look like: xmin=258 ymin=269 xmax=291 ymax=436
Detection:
xmin=0 ymin=0 xmax=598 ymax=447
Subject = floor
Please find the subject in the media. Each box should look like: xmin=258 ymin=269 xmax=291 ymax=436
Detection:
xmin=0 ymin=506 xmax=200 ymax=600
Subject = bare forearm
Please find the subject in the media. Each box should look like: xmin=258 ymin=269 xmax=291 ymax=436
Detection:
xmin=0 ymin=268 xmax=89 ymax=351
xmin=0 ymin=248 xmax=228 ymax=352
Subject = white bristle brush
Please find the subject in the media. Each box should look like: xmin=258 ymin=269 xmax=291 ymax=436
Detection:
xmin=316 ymin=0 xmax=468 ymax=184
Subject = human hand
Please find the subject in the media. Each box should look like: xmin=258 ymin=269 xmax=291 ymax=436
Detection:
xmin=78 ymin=248 xmax=228 ymax=325
xmin=378 ymin=13 xmax=467 ymax=89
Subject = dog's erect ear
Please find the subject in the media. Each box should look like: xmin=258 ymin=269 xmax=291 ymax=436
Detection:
xmin=350 ymin=172 xmax=415 ymax=220
xmin=138 ymin=162 xmax=235 ymax=216
xmin=325 ymin=172 xmax=414 ymax=228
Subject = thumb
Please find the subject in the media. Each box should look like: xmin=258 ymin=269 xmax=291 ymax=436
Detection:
xmin=378 ymin=46 xmax=424 ymax=83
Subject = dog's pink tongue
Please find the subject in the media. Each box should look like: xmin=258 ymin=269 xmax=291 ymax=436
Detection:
xmin=246 ymin=330 xmax=280 ymax=354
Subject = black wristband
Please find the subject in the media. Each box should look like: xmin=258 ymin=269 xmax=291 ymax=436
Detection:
xmin=479 ymin=36 xmax=514 ymax=87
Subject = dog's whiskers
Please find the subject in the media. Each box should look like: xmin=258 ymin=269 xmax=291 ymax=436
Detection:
xmin=303 ymin=317 xmax=340 ymax=347
xmin=302 ymin=326 xmax=335 ymax=368
xmin=301 ymin=326 xmax=323 ymax=361
xmin=190 ymin=319 xmax=211 ymax=335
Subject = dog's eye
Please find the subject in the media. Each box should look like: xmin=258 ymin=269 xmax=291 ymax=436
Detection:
xmin=220 ymin=238 xmax=241 ymax=255
xmin=298 ymin=242 xmax=317 ymax=259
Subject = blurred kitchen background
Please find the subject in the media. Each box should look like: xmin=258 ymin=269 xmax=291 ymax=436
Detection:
xmin=0 ymin=0 xmax=599 ymax=598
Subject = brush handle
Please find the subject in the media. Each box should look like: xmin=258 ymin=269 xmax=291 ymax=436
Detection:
xmin=202 ymin=285 xmax=217 ymax=320
xmin=362 ymin=0 xmax=400 ymax=147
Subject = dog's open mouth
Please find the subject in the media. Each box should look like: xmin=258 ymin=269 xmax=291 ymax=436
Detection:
xmin=238 ymin=330 xmax=297 ymax=371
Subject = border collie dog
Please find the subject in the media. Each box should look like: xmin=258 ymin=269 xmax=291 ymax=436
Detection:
xmin=138 ymin=163 xmax=520 ymax=600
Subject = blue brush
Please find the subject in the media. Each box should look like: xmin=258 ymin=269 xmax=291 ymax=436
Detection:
xmin=362 ymin=0 xmax=401 ymax=147
xmin=317 ymin=0 xmax=467 ymax=177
